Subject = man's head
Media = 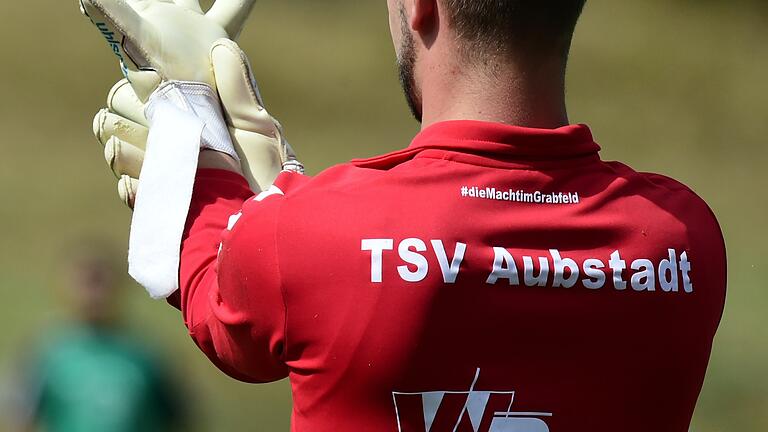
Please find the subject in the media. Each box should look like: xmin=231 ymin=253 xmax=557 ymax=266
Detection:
xmin=388 ymin=0 xmax=587 ymax=123
xmin=62 ymin=241 xmax=124 ymax=327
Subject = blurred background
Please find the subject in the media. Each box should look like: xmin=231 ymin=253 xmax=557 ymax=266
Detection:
xmin=0 ymin=0 xmax=765 ymax=430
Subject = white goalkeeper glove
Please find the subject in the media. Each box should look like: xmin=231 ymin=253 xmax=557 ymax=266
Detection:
xmin=81 ymin=0 xmax=303 ymax=298
xmin=80 ymin=0 xmax=303 ymax=184
xmin=93 ymin=78 xmax=146 ymax=208
xmin=93 ymin=42 xmax=303 ymax=208
xmin=80 ymin=0 xmax=252 ymax=101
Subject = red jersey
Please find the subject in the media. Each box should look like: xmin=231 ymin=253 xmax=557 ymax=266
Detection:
xmin=172 ymin=121 xmax=726 ymax=432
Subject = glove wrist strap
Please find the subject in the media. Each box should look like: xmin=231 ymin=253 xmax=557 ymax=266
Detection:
xmin=146 ymin=81 xmax=239 ymax=161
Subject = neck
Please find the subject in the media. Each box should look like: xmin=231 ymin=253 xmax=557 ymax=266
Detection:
xmin=419 ymin=55 xmax=570 ymax=130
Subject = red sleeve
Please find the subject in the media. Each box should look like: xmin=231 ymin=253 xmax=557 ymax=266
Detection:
xmin=173 ymin=168 xmax=289 ymax=383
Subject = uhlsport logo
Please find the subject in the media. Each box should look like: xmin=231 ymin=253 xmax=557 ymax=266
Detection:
xmin=392 ymin=369 xmax=551 ymax=432
xmin=94 ymin=22 xmax=130 ymax=77
xmin=79 ymin=1 xmax=130 ymax=78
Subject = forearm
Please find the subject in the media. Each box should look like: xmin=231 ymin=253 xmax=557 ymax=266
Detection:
xmin=82 ymin=0 xmax=294 ymax=382
xmin=168 ymin=150 xmax=246 ymax=314
xmin=168 ymin=169 xmax=260 ymax=380
xmin=171 ymin=168 xmax=250 ymax=313
xmin=171 ymin=168 xmax=289 ymax=382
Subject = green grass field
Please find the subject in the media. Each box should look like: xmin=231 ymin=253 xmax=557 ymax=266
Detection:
xmin=1 ymin=1 xmax=766 ymax=430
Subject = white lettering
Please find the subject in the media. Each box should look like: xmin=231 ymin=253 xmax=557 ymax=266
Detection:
xmin=362 ymin=239 xmax=694 ymax=295
xmin=362 ymin=239 xmax=394 ymax=283
xmin=680 ymin=251 xmax=693 ymax=293
xmin=659 ymin=249 xmax=679 ymax=292
xmin=551 ymin=249 xmax=579 ymax=288
xmin=609 ymin=251 xmax=627 ymax=290
xmin=486 ymin=247 xmax=520 ymax=285
xmin=582 ymin=259 xmax=606 ymax=289
xmin=397 ymin=238 xmax=429 ymax=283
xmin=631 ymin=259 xmax=656 ymax=292
xmin=431 ymin=240 xmax=466 ymax=284
xmin=523 ymin=256 xmax=549 ymax=287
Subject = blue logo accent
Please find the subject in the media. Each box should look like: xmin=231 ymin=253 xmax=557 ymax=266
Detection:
xmin=95 ymin=22 xmax=127 ymax=69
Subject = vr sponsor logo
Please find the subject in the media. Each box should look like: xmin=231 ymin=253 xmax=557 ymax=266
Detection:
xmin=393 ymin=369 xmax=551 ymax=432
xmin=362 ymin=239 xmax=694 ymax=293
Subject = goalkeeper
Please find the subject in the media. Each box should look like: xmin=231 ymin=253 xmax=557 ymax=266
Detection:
xmin=81 ymin=1 xmax=726 ymax=431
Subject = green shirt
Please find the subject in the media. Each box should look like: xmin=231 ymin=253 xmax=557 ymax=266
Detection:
xmin=24 ymin=326 xmax=182 ymax=432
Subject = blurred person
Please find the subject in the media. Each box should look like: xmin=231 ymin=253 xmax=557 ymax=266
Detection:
xmin=80 ymin=0 xmax=727 ymax=431
xmin=8 ymin=245 xmax=186 ymax=432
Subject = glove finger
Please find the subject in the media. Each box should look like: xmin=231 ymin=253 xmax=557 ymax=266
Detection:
xmin=81 ymin=0 xmax=148 ymax=39
xmin=107 ymin=79 xmax=149 ymax=127
xmin=80 ymin=0 xmax=160 ymax=101
xmin=105 ymin=136 xmax=145 ymax=179
xmin=173 ymin=0 xmax=203 ymax=13
xmin=211 ymin=39 xmax=276 ymax=133
xmin=80 ymin=0 xmax=142 ymax=37
xmin=206 ymin=0 xmax=257 ymax=39
xmin=118 ymin=175 xmax=139 ymax=209
xmin=230 ymin=128 xmax=282 ymax=192
xmin=80 ymin=0 xmax=149 ymax=58
xmin=125 ymin=70 xmax=163 ymax=103
xmin=80 ymin=0 xmax=136 ymax=73
xmin=93 ymin=109 xmax=149 ymax=150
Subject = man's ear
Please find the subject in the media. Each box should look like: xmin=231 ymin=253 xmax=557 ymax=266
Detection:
xmin=409 ymin=0 xmax=438 ymax=34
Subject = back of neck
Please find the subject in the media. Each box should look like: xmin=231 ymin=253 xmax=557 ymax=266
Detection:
xmin=419 ymin=56 xmax=569 ymax=130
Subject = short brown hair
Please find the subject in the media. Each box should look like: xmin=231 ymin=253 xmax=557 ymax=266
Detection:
xmin=442 ymin=0 xmax=587 ymax=59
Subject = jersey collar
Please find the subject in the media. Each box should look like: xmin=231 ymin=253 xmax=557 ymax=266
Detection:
xmin=352 ymin=120 xmax=601 ymax=169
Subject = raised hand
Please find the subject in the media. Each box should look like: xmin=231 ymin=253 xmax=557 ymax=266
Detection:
xmin=92 ymin=79 xmax=148 ymax=208
xmin=91 ymin=73 xmax=301 ymax=207
xmin=79 ymin=0 xmax=257 ymax=101
xmin=83 ymin=0 xmax=302 ymax=194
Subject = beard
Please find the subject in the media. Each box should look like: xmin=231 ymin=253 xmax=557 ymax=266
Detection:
xmin=396 ymin=6 xmax=422 ymax=123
